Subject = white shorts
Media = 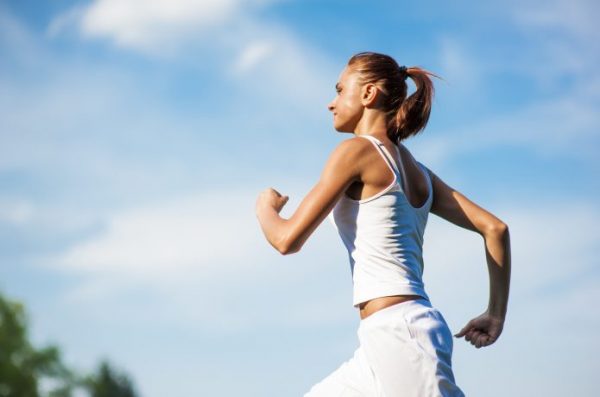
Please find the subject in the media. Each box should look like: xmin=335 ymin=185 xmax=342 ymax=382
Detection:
xmin=304 ymin=298 xmax=465 ymax=397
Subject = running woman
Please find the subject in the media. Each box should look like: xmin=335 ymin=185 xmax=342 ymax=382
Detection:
xmin=255 ymin=51 xmax=511 ymax=396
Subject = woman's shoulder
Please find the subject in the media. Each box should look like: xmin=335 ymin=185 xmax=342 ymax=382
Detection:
xmin=332 ymin=136 xmax=376 ymax=158
xmin=340 ymin=135 xmax=375 ymax=147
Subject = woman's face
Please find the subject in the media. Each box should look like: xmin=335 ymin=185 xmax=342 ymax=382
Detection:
xmin=328 ymin=66 xmax=364 ymax=133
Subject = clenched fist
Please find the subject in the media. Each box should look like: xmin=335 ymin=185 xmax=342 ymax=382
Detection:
xmin=256 ymin=187 xmax=289 ymax=215
xmin=454 ymin=311 xmax=504 ymax=349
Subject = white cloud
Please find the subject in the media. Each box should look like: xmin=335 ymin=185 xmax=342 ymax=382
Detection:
xmin=50 ymin=0 xmax=282 ymax=55
xmin=46 ymin=189 xmax=271 ymax=285
xmin=225 ymin=24 xmax=336 ymax=117
xmin=47 ymin=0 xmax=337 ymax=118
xmin=232 ymin=40 xmax=274 ymax=74
xmin=38 ymin=184 xmax=355 ymax=332
xmin=82 ymin=0 xmax=236 ymax=50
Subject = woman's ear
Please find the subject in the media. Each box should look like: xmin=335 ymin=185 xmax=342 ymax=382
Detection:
xmin=361 ymin=83 xmax=383 ymax=107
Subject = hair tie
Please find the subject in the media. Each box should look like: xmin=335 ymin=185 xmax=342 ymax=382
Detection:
xmin=398 ymin=65 xmax=408 ymax=80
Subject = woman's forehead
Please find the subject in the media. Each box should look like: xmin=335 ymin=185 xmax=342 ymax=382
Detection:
xmin=338 ymin=66 xmax=359 ymax=85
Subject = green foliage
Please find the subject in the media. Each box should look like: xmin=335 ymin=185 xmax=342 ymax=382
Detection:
xmin=0 ymin=292 xmax=139 ymax=397
xmin=0 ymin=293 xmax=73 ymax=397
xmin=83 ymin=361 xmax=137 ymax=397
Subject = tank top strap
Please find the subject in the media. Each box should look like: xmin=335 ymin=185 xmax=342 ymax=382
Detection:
xmin=357 ymin=135 xmax=400 ymax=175
xmin=389 ymin=139 xmax=434 ymax=210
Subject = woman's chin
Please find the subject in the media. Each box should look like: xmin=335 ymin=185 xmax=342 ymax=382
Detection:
xmin=333 ymin=123 xmax=350 ymax=133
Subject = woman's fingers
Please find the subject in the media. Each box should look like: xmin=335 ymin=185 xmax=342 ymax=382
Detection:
xmin=469 ymin=330 xmax=481 ymax=345
xmin=268 ymin=187 xmax=282 ymax=197
xmin=465 ymin=328 xmax=476 ymax=342
xmin=454 ymin=321 xmax=474 ymax=338
xmin=455 ymin=313 xmax=503 ymax=348
xmin=460 ymin=328 xmax=491 ymax=348
xmin=474 ymin=334 xmax=488 ymax=348
xmin=257 ymin=188 xmax=289 ymax=212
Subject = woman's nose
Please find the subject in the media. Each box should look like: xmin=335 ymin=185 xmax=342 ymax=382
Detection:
xmin=327 ymin=100 xmax=335 ymax=112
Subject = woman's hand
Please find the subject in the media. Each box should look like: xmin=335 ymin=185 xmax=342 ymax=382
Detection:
xmin=256 ymin=187 xmax=289 ymax=215
xmin=454 ymin=311 xmax=504 ymax=349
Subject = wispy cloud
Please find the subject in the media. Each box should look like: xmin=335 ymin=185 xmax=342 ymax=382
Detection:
xmin=75 ymin=0 xmax=234 ymax=49
xmin=48 ymin=0 xmax=336 ymax=115
xmin=2 ymin=5 xmax=335 ymax=188
xmin=509 ymin=0 xmax=599 ymax=90
xmin=514 ymin=0 xmax=599 ymax=41
xmin=46 ymin=190 xmax=268 ymax=283
xmin=417 ymin=0 xmax=600 ymax=168
xmin=37 ymin=182 xmax=355 ymax=332
xmin=413 ymin=92 xmax=600 ymax=168
xmin=232 ymin=40 xmax=274 ymax=75
xmin=52 ymin=0 xmax=280 ymax=56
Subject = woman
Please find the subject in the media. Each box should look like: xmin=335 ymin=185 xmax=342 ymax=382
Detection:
xmin=255 ymin=52 xmax=511 ymax=396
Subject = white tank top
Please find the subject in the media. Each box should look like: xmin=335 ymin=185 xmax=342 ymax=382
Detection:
xmin=327 ymin=135 xmax=433 ymax=308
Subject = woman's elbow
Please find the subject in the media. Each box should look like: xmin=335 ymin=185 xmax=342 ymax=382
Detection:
xmin=278 ymin=242 xmax=301 ymax=255
xmin=276 ymin=235 xmax=301 ymax=255
xmin=277 ymin=246 xmax=298 ymax=255
xmin=484 ymin=220 xmax=509 ymax=238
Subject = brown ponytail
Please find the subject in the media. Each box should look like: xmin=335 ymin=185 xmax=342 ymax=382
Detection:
xmin=347 ymin=52 xmax=440 ymax=143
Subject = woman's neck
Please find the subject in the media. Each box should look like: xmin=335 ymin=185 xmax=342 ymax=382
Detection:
xmin=353 ymin=109 xmax=389 ymax=139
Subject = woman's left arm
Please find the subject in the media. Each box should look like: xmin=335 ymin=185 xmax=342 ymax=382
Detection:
xmin=255 ymin=138 xmax=363 ymax=255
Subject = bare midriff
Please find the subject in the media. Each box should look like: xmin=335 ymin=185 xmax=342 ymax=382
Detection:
xmin=358 ymin=294 xmax=424 ymax=320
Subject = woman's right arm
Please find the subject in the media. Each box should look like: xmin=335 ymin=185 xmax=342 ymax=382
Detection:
xmin=427 ymin=168 xmax=511 ymax=349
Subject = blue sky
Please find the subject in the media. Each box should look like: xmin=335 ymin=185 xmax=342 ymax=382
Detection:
xmin=1 ymin=0 xmax=598 ymax=395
